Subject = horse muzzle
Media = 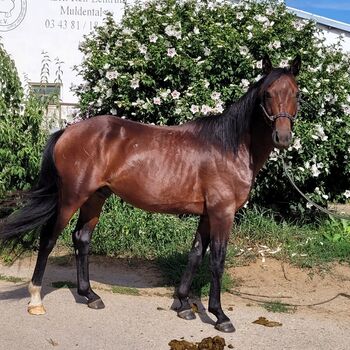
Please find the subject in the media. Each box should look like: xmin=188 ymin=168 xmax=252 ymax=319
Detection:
xmin=272 ymin=128 xmax=292 ymax=149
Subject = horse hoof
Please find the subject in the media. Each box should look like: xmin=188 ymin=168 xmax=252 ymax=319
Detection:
xmin=88 ymin=298 xmax=105 ymax=309
xmin=215 ymin=321 xmax=235 ymax=333
xmin=177 ymin=309 xmax=196 ymax=320
xmin=28 ymin=304 xmax=46 ymax=315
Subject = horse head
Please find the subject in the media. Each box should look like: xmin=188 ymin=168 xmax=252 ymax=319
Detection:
xmin=259 ymin=55 xmax=301 ymax=149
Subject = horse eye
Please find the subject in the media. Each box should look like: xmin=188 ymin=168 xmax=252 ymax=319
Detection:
xmin=264 ymin=91 xmax=272 ymax=99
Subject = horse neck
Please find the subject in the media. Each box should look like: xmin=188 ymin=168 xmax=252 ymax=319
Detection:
xmin=248 ymin=111 xmax=275 ymax=177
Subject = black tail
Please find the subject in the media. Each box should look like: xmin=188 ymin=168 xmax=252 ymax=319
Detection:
xmin=0 ymin=129 xmax=65 ymax=241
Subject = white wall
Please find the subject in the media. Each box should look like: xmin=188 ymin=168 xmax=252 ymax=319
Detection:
xmin=323 ymin=29 xmax=350 ymax=52
xmin=0 ymin=0 xmax=126 ymax=103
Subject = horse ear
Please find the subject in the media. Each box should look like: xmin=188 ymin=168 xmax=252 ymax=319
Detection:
xmin=262 ymin=55 xmax=273 ymax=75
xmin=290 ymin=54 xmax=301 ymax=76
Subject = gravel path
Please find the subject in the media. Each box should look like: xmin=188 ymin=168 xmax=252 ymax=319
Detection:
xmin=0 ymin=256 xmax=350 ymax=350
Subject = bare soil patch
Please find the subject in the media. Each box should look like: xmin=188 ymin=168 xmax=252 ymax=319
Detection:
xmin=228 ymin=258 xmax=350 ymax=322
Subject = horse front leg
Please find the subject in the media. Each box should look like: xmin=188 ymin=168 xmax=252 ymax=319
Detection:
xmin=207 ymin=210 xmax=235 ymax=333
xmin=177 ymin=216 xmax=210 ymax=320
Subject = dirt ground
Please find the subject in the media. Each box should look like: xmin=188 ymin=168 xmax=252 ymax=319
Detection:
xmin=0 ymin=253 xmax=349 ymax=350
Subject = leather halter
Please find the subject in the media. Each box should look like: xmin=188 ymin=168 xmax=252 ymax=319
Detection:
xmin=260 ymin=103 xmax=298 ymax=126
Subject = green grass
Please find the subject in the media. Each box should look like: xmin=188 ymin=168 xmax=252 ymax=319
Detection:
xmin=51 ymin=281 xmax=77 ymax=289
xmin=234 ymin=206 xmax=350 ymax=267
xmin=261 ymin=300 xmax=295 ymax=313
xmin=0 ymin=273 xmax=25 ymax=283
xmin=59 ymin=197 xmax=197 ymax=259
xmin=111 ymin=285 xmax=140 ymax=296
xmin=1 ymin=197 xmax=349 ymax=271
xmin=157 ymin=253 xmax=237 ymax=297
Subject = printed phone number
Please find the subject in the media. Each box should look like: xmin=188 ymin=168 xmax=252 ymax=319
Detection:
xmin=45 ymin=19 xmax=100 ymax=31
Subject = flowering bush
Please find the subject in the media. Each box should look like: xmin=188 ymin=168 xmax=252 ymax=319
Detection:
xmin=75 ymin=0 xmax=350 ymax=216
xmin=0 ymin=41 xmax=47 ymax=198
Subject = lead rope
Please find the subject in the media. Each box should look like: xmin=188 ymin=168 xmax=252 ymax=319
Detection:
xmin=281 ymin=154 xmax=350 ymax=220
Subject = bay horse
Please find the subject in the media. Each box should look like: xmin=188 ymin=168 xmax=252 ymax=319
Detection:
xmin=0 ymin=55 xmax=301 ymax=332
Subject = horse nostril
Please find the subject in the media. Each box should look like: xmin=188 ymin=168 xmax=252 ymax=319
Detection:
xmin=272 ymin=130 xmax=279 ymax=144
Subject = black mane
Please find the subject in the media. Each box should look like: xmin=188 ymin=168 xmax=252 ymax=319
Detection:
xmin=191 ymin=68 xmax=293 ymax=154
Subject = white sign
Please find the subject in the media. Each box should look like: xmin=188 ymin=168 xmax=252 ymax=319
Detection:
xmin=1 ymin=0 xmax=127 ymax=103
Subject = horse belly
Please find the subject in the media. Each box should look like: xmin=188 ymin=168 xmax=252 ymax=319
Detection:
xmin=108 ymin=169 xmax=205 ymax=215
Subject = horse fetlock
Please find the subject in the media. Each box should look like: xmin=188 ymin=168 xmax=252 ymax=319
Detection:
xmin=28 ymin=304 xmax=46 ymax=315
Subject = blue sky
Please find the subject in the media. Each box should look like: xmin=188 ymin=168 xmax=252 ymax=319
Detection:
xmin=285 ymin=0 xmax=350 ymax=24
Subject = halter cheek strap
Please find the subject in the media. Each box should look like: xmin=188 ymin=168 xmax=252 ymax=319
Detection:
xmin=260 ymin=104 xmax=298 ymax=125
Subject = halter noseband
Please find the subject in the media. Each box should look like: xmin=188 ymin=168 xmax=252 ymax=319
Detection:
xmin=260 ymin=103 xmax=298 ymax=126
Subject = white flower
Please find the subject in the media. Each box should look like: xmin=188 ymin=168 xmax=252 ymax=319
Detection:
xmin=201 ymin=104 xmax=211 ymax=115
xmin=344 ymin=190 xmax=350 ymax=198
xmin=342 ymin=105 xmax=350 ymax=114
xmin=167 ymin=48 xmax=177 ymax=58
xmin=203 ymin=80 xmax=210 ymax=88
xmin=115 ymin=40 xmax=122 ymax=47
xmin=247 ymin=32 xmax=253 ymax=40
xmin=293 ymin=20 xmax=305 ymax=31
xmin=160 ymin=89 xmax=170 ymax=99
xmin=193 ymin=27 xmax=200 ymax=34
xmin=293 ymin=138 xmax=302 ymax=150
xmin=106 ymin=71 xmax=119 ymax=80
xmin=236 ymin=12 xmax=244 ymax=20
xmin=122 ymin=28 xmax=134 ymax=36
xmin=254 ymin=14 xmax=269 ymax=23
xmin=138 ymin=44 xmax=147 ymax=54
xmin=311 ymin=164 xmax=321 ymax=177
xmin=256 ymin=60 xmax=262 ymax=69
xmin=306 ymin=202 xmax=314 ymax=209
xmin=171 ymin=90 xmax=180 ymax=99
xmin=110 ymin=108 xmax=117 ymax=115
xmin=214 ymin=103 xmax=224 ymax=114
xmin=190 ymin=105 xmax=199 ymax=114
xmin=241 ymin=79 xmax=250 ymax=89
xmin=153 ymin=97 xmax=161 ymax=105
xmin=312 ymin=124 xmax=328 ymax=141
xmin=322 ymin=194 xmax=329 ymax=200
xmin=253 ymin=14 xmax=271 ymax=28
xmin=165 ymin=25 xmax=181 ymax=39
xmin=266 ymin=7 xmax=274 ymax=16
xmin=106 ymin=88 xmax=113 ymax=98
xmin=103 ymin=63 xmax=110 ymax=70
xmin=149 ymin=34 xmax=158 ymax=43
xmin=280 ymin=59 xmax=289 ymax=68
xmin=272 ymin=40 xmax=281 ymax=49
xmin=211 ymin=91 xmax=221 ymax=101
xmin=269 ymin=150 xmax=278 ymax=161
xmin=130 ymin=78 xmax=140 ymax=89
xmin=239 ymin=46 xmax=249 ymax=56
xmin=204 ymin=47 xmax=211 ymax=56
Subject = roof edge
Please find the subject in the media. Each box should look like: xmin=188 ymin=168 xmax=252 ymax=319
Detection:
xmin=287 ymin=6 xmax=350 ymax=34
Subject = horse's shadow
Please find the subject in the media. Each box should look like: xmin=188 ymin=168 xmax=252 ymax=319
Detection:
xmin=0 ymin=251 xmax=216 ymax=325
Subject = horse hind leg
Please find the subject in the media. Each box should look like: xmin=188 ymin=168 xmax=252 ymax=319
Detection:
xmin=72 ymin=189 xmax=109 ymax=309
xmin=28 ymin=203 xmax=79 ymax=315
xmin=177 ymin=215 xmax=210 ymax=320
